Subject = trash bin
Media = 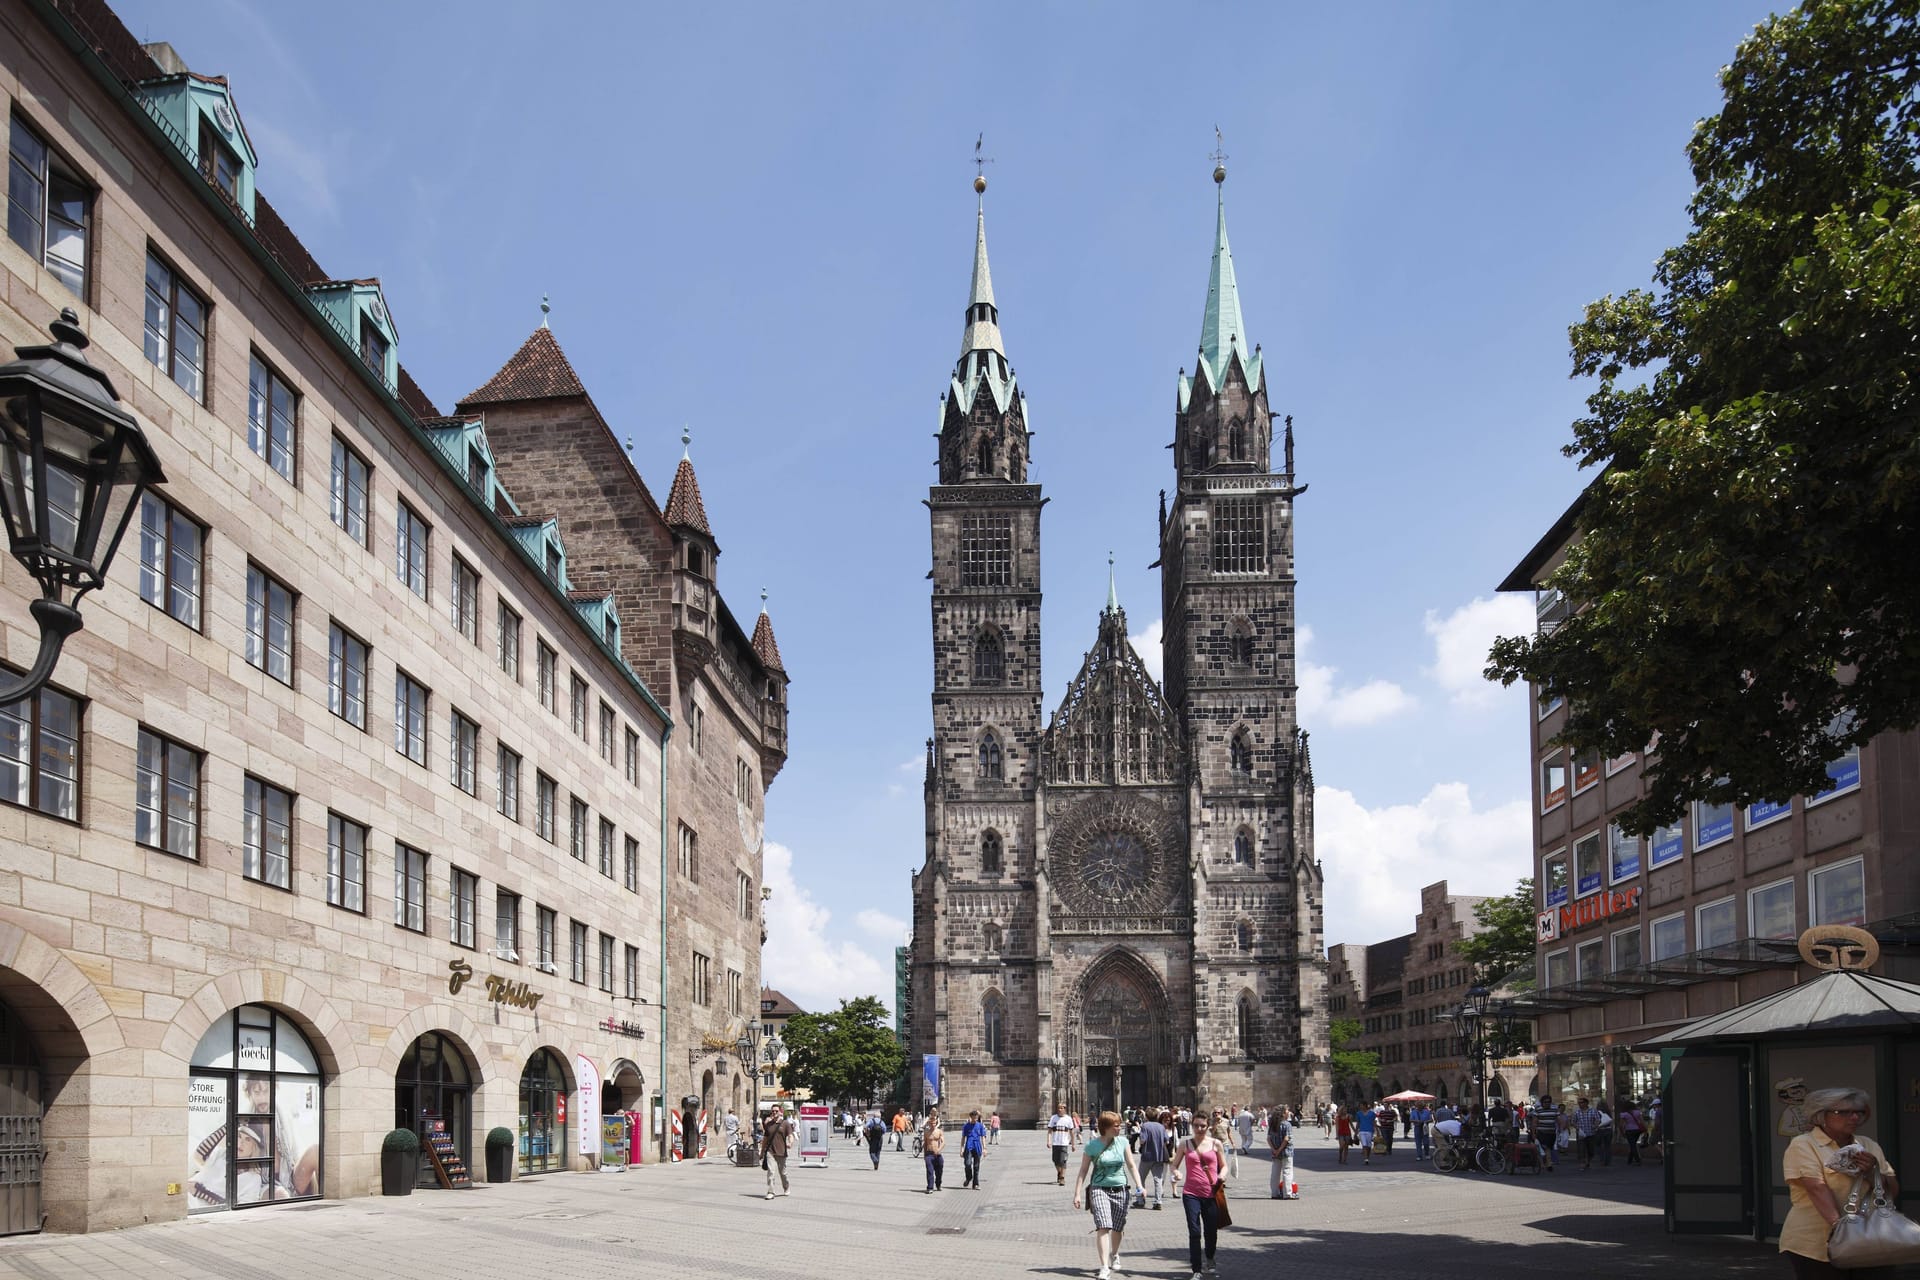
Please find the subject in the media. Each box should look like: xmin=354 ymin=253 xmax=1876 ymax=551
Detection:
xmin=734 ymin=1140 xmax=761 ymax=1168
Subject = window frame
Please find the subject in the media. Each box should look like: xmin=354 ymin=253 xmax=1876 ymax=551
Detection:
xmin=1575 ymin=937 xmax=1605 ymax=980
xmin=2 ymin=681 xmax=87 ymax=823
xmin=598 ymin=816 xmax=615 ymax=879
xmin=134 ymin=726 xmax=201 ymax=860
xmin=536 ymin=641 xmax=557 ymax=713
xmin=1809 ymin=856 xmax=1867 ymax=926
xmin=241 ymin=774 xmax=293 ymax=891
xmin=1611 ymin=926 xmax=1642 ymax=972
xmin=624 ymin=835 xmax=640 ymax=893
xmin=1648 ymin=911 xmax=1687 ymax=962
xmin=246 ymin=350 xmax=299 ymax=482
xmin=691 ymin=951 xmax=712 ymax=1006
xmin=678 ymin=823 xmax=698 ymax=881
xmin=394 ymin=844 xmax=428 ymax=934
xmin=394 ymin=670 xmax=430 ymax=766
xmin=244 ymin=562 xmax=297 ymax=687
xmin=569 ymin=919 xmax=588 ymax=984
xmin=451 ymin=556 xmax=480 ymax=645
xmin=1693 ymin=796 xmax=1736 ymax=850
xmin=1539 ymin=754 xmax=1568 ymax=813
xmin=497 ymin=602 xmax=522 ymax=681
xmin=570 ymin=675 xmax=588 ymax=739
xmin=1210 ymin=497 xmax=1267 ymax=575
xmin=137 ymin=492 xmax=205 ymax=631
xmin=599 ymin=701 xmax=616 ymax=764
xmin=496 ymin=742 xmax=521 ymax=821
xmin=1695 ymin=895 xmax=1737 ymax=950
xmin=624 ymin=944 xmax=639 ymax=1000
xmin=535 ymin=772 xmax=557 ymax=843
xmin=7 ymin=112 xmax=91 ymax=298
xmin=1747 ymin=876 xmax=1797 ymax=942
xmin=327 ymin=621 xmax=369 ymax=730
xmin=495 ymin=889 xmax=521 ymax=960
xmin=1543 ymin=947 xmax=1571 ymax=989
xmin=326 ymin=812 xmax=367 ymax=914
xmin=329 ymin=433 xmax=371 ymax=548
xmin=569 ymin=795 xmax=589 ymax=862
xmin=143 ymin=248 xmax=208 ymax=402
xmin=1606 ymin=822 xmax=1640 ymax=886
xmin=958 ymin=513 xmax=1012 ymax=588
xmin=1648 ymin=819 xmax=1686 ymax=869
xmin=395 ymin=500 xmax=431 ymax=599
xmin=449 ymin=866 xmax=478 ymax=950
xmin=624 ymin=727 xmax=639 ymax=786
xmin=1571 ymin=749 xmax=1601 ymax=795
xmin=599 ymin=933 xmax=616 ymax=994
xmin=449 ymin=709 xmax=479 ymax=796
xmin=1541 ymin=848 xmax=1568 ymax=908
xmin=536 ymin=905 xmax=557 ymax=971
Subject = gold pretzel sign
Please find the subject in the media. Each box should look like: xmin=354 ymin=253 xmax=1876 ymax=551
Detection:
xmin=1797 ymin=925 xmax=1879 ymax=972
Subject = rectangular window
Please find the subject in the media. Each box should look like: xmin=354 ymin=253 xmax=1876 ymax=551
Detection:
xmin=1542 ymin=849 xmax=1568 ymax=908
xmin=467 ymin=445 xmax=488 ymax=493
xmin=135 ymin=727 xmax=199 ymax=858
xmin=690 ymin=701 xmax=704 ymax=753
xmin=394 ymin=671 xmax=429 ymax=765
xmin=1210 ymin=498 xmax=1266 ymax=574
xmin=569 ymin=796 xmax=588 ymax=862
xmin=1810 ymin=858 xmax=1866 ymax=926
xmin=496 ymin=744 xmax=521 ymax=821
xmin=396 ymin=501 xmax=430 ymax=599
xmin=1605 ymin=750 xmax=1636 ymax=776
xmin=449 ymin=867 xmax=477 ymax=949
xmin=1696 ymin=896 xmax=1737 ymax=950
xmin=598 ymin=817 xmax=615 ymax=878
xmin=1747 ymin=796 xmax=1793 ymax=830
xmin=624 ymin=728 xmax=639 ymax=785
xmin=599 ymin=702 xmax=615 ymax=763
xmin=624 ymin=944 xmax=639 ymax=1000
xmin=328 ymin=623 xmax=368 ymax=730
xmin=137 ymin=493 xmax=203 ymax=629
xmin=1649 ymin=912 xmax=1687 ymax=962
xmin=449 ymin=710 xmax=478 ymax=795
xmin=624 ymin=835 xmax=639 ymax=893
xmin=692 ymin=951 xmax=712 ymax=1006
xmin=1694 ymin=795 xmax=1735 ymax=848
xmin=394 ymin=845 xmax=427 ymax=933
xmin=736 ymin=758 xmax=752 ymax=800
xmin=1543 ymin=948 xmax=1570 ymax=989
xmin=599 ymin=933 xmax=615 ymax=993
xmin=0 ymin=768 xmax=38 ymax=884
xmin=1536 ymin=688 xmax=1564 ymax=720
xmin=198 ymin=119 xmax=238 ymax=199
xmin=1813 ymin=724 xmax=1863 ymax=803
xmin=1612 ymin=926 xmax=1642 ymax=972
xmin=329 ymin=435 xmax=370 ymax=547
xmin=8 ymin=115 xmax=89 ymax=297
xmin=678 ymin=823 xmax=699 ymax=881
xmin=242 ymin=776 xmax=292 ymax=890
xmin=738 ymin=871 xmax=754 ymax=919
xmin=728 ymin=968 xmax=743 ymax=1015
xmin=1572 ymin=749 xmax=1601 ymax=794
xmin=359 ymin=316 xmax=389 ymax=379
xmin=451 ymin=556 xmax=480 ymax=644
xmin=1607 ymin=823 xmax=1640 ymax=884
xmin=535 ymin=772 xmax=557 ymax=842
xmin=495 ymin=889 xmax=520 ymax=959
xmin=244 ymin=564 xmax=296 ymax=686
xmin=1540 ymin=755 xmax=1568 ymax=811
xmin=536 ymin=906 xmax=557 ymax=971
xmin=497 ymin=603 xmax=521 ymax=681
xmin=1749 ymin=878 xmax=1796 ymax=941
xmin=958 ymin=513 xmax=1012 ymax=587
xmin=537 ymin=642 xmax=557 ymax=713
xmin=570 ymin=920 xmax=588 ymax=984
xmin=326 ymin=813 xmax=366 ymax=913
xmin=1576 ymin=938 xmax=1604 ymax=980
xmin=143 ymin=252 xmax=207 ymax=401
xmin=1649 ymin=820 xmax=1686 ymax=868
xmin=246 ymin=353 xmax=298 ymax=482
xmin=570 ymin=675 xmax=588 ymax=738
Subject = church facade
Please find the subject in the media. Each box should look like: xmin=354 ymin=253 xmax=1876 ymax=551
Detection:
xmin=909 ymin=170 xmax=1330 ymax=1126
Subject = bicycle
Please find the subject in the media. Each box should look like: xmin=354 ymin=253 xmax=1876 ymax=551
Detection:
xmin=911 ymin=1131 xmax=924 ymax=1156
xmin=1432 ymin=1126 xmax=1507 ymax=1175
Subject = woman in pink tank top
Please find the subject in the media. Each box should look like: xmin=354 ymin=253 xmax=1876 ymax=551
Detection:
xmin=1173 ymin=1121 xmax=1226 ymax=1276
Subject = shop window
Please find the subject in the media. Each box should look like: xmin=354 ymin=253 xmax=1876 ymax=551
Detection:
xmin=1649 ymin=820 xmax=1685 ymax=868
xmin=1542 ymin=849 xmax=1568 ymax=908
xmin=187 ymin=1005 xmax=322 ymax=1212
xmin=1695 ymin=896 xmax=1737 ymax=950
xmin=1648 ymin=912 xmax=1686 ymax=962
xmin=1748 ymin=878 xmax=1796 ymax=941
xmin=1572 ymin=750 xmax=1601 ymax=794
xmin=1607 ymin=823 xmax=1639 ymax=884
xmin=1810 ymin=858 xmax=1866 ymax=926
xmin=396 ymin=1032 xmax=472 ymax=1188
xmin=1573 ymin=832 xmax=1603 ymax=898
xmin=1693 ymin=795 xmax=1735 ymax=849
xmin=519 ymin=1050 xmax=570 ymax=1174
xmin=1540 ymin=756 xmax=1568 ymax=811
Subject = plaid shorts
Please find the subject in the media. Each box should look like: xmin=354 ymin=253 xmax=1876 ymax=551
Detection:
xmin=1087 ymin=1186 xmax=1130 ymax=1231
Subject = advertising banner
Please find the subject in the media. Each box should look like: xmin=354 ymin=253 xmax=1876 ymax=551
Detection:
xmin=187 ymin=1074 xmax=229 ymax=1211
xmin=922 ymin=1054 xmax=941 ymax=1105
xmin=576 ymin=1054 xmax=599 ymax=1156
xmin=1649 ymin=823 xmax=1684 ymax=868
xmin=798 ymin=1103 xmax=832 ymax=1162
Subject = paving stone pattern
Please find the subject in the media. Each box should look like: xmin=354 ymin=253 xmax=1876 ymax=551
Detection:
xmin=0 ymin=1131 xmax=1793 ymax=1280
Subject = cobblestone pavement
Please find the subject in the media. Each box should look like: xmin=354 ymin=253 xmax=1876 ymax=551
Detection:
xmin=0 ymin=1132 xmax=1793 ymax=1280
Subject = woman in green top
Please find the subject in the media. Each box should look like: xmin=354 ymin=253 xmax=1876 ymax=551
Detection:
xmin=1072 ymin=1110 xmax=1145 ymax=1280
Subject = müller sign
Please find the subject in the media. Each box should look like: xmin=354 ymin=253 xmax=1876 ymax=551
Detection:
xmin=1538 ymin=884 xmax=1641 ymax=940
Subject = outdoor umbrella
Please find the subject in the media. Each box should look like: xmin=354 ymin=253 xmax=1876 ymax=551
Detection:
xmin=1381 ymin=1090 xmax=1434 ymax=1103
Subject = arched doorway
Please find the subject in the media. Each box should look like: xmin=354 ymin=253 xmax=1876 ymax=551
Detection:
xmin=519 ymin=1049 xmax=571 ymax=1173
xmin=1065 ymin=950 xmax=1169 ymax=1116
xmin=187 ymin=1005 xmax=322 ymax=1211
xmin=0 ymin=997 xmax=42 ymax=1235
xmin=603 ymin=1059 xmax=646 ymax=1113
xmin=394 ymin=1032 xmax=474 ymax=1188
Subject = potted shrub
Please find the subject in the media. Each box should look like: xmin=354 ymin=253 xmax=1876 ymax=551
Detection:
xmin=485 ymin=1127 xmax=515 ymax=1183
xmin=381 ymin=1127 xmax=420 ymax=1196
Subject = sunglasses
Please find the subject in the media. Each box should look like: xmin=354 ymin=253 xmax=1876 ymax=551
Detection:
xmin=1831 ymin=1109 xmax=1867 ymax=1117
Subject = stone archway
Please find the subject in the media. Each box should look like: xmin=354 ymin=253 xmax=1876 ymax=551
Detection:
xmin=1063 ymin=949 xmax=1170 ymax=1118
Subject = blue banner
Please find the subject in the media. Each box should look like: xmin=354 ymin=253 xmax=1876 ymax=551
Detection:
xmin=1609 ymin=832 xmax=1640 ymax=883
xmin=1696 ymin=801 xmax=1734 ymax=847
xmin=1650 ymin=823 xmax=1684 ymax=867
xmin=1815 ymin=752 xmax=1861 ymax=800
xmin=1746 ymin=798 xmax=1792 ymax=829
xmin=922 ymin=1055 xmax=940 ymax=1105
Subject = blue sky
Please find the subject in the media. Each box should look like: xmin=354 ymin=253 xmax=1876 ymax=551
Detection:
xmin=114 ymin=0 xmax=1778 ymax=1012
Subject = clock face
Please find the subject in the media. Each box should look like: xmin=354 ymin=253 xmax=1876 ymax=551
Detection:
xmin=1080 ymin=831 xmax=1150 ymax=900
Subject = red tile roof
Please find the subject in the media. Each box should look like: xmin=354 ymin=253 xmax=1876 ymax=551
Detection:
xmin=663 ymin=458 xmax=712 ymax=535
xmin=759 ymin=988 xmax=805 ymax=1018
xmin=461 ymin=326 xmax=586 ymax=404
xmin=398 ymin=365 xmax=442 ymax=419
xmin=751 ymin=610 xmax=786 ymax=674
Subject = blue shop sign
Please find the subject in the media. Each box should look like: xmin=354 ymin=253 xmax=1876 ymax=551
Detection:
xmin=1746 ymin=798 xmax=1793 ymax=829
xmin=1576 ymin=870 xmax=1603 ymax=896
xmin=1649 ymin=825 xmax=1684 ymax=867
xmin=1697 ymin=806 xmax=1734 ymax=847
xmin=1815 ymin=754 xmax=1861 ymax=800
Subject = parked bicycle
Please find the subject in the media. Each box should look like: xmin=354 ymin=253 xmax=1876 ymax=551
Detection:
xmin=1432 ymin=1122 xmax=1507 ymax=1175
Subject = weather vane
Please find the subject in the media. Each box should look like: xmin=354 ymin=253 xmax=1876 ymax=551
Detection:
xmin=973 ymin=132 xmax=994 ymax=195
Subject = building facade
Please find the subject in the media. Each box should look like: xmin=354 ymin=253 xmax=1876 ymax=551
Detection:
xmin=755 ymin=987 xmax=805 ymax=1114
xmin=0 ymin=0 xmax=784 ymax=1235
xmin=1498 ymin=493 xmax=1919 ymax=1110
xmin=909 ymin=171 xmax=1329 ymax=1127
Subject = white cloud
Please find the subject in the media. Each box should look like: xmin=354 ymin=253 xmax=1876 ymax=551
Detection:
xmin=1423 ymin=595 xmax=1535 ymax=708
xmin=897 ymin=755 xmax=923 ymax=773
xmin=1297 ymin=624 xmax=1416 ymax=728
xmin=1314 ymin=782 xmax=1532 ymax=946
xmin=761 ymin=840 xmax=895 ymax=1015
xmin=1132 ymin=617 xmax=1164 ymax=683
xmin=856 ymin=909 xmax=909 ymax=942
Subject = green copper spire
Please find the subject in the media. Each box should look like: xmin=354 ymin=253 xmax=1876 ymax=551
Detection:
xmin=1105 ymin=551 xmax=1120 ymax=615
xmin=1184 ymin=164 xmax=1262 ymax=404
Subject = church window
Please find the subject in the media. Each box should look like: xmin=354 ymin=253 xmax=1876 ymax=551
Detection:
xmin=1229 ymin=731 xmax=1253 ymax=779
xmin=1236 ymin=921 xmax=1253 ymax=950
xmin=982 ymin=924 xmax=1002 ymax=953
xmin=1228 ymin=419 xmax=1246 ymax=461
xmin=1227 ymin=618 xmax=1254 ymax=668
xmin=1188 ymin=435 xmax=1208 ymax=471
xmin=973 ymin=630 xmax=1004 ymax=686
xmin=1233 ymin=829 xmax=1253 ymax=865
xmin=983 ymin=991 xmax=1005 ymax=1057
xmin=978 ymin=732 xmax=1004 ymax=781
xmin=981 ymin=830 xmax=1003 ymax=873
xmin=1236 ymin=992 xmax=1256 ymax=1053
xmin=1212 ymin=498 xmax=1266 ymax=574
xmin=976 ymin=437 xmax=994 ymax=475
xmin=959 ymin=514 xmax=1012 ymax=587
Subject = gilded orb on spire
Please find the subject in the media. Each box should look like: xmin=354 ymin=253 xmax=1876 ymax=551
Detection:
xmin=974 ymin=174 xmax=988 ymax=195
xmin=1214 ymin=163 xmax=1226 ymax=185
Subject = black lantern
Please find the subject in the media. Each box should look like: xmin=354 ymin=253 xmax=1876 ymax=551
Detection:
xmin=0 ymin=310 xmax=164 ymax=701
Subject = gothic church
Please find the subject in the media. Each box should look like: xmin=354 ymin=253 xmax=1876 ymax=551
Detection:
xmin=909 ymin=166 xmax=1330 ymax=1125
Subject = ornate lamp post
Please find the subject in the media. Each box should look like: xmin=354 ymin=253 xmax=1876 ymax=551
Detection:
xmin=736 ymin=1021 xmax=759 ymax=1124
xmin=0 ymin=310 xmax=164 ymax=701
xmin=1450 ymin=983 xmax=1493 ymax=1116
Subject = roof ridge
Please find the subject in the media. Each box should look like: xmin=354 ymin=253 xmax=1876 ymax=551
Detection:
xmin=461 ymin=326 xmax=587 ymax=405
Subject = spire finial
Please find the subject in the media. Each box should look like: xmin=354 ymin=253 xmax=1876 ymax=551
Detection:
xmin=760 ymin=586 xmax=769 ymax=616
xmin=681 ymin=426 xmax=690 ymax=459
xmin=972 ymin=132 xmax=992 ymax=197
xmin=1105 ymin=551 xmax=1120 ymax=615
xmin=1211 ymin=126 xmax=1227 ymax=186
xmin=540 ymin=293 xmax=550 ymax=328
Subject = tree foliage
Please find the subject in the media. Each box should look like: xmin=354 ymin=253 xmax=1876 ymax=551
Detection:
xmin=1329 ymin=1017 xmax=1379 ymax=1083
xmin=777 ymin=995 xmax=904 ymax=1105
xmin=1487 ymin=0 xmax=1920 ymax=834
xmin=1456 ymin=877 xmax=1538 ymax=991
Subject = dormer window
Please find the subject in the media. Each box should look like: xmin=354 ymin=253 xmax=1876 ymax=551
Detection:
xmin=466 ymin=445 xmax=489 ymax=492
xmin=544 ymin=541 xmax=562 ymax=582
xmin=198 ymin=119 xmax=239 ymax=200
xmin=359 ymin=317 xmax=389 ymax=377
xmin=687 ymin=545 xmax=707 ymax=578
xmin=603 ymin=615 xmax=617 ymax=648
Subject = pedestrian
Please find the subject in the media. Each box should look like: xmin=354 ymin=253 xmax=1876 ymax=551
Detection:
xmin=1172 ymin=1109 xmax=1227 ymax=1278
xmin=960 ymin=1109 xmax=987 ymax=1188
xmin=893 ymin=1108 xmax=909 ymax=1151
xmin=723 ymin=1107 xmax=741 ymax=1159
xmin=1410 ymin=1099 xmax=1433 ymax=1162
xmin=1570 ymin=1096 xmax=1608 ymax=1171
xmin=1139 ymin=1108 xmax=1173 ymax=1209
xmin=1211 ymin=1110 xmax=1239 ymax=1179
xmin=922 ymin=1109 xmax=946 ymax=1192
xmin=1530 ymin=1095 xmax=1560 ymax=1172
xmin=1269 ymin=1105 xmax=1297 ymax=1199
xmin=1335 ymin=1107 xmax=1354 ymax=1164
xmin=762 ymin=1103 xmax=793 ymax=1199
xmin=864 ymin=1111 xmax=885 ymax=1169
xmin=1780 ymin=1086 xmax=1900 ymax=1278
xmin=1234 ymin=1104 xmax=1255 ymax=1155
xmin=1072 ymin=1111 xmax=1144 ymax=1280
xmin=989 ymin=1109 xmax=1001 ymax=1146
xmin=1048 ymin=1102 xmax=1075 ymax=1186
xmin=1379 ymin=1102 xmax=1396 ymax=1156
xmin=1618 ymin=1100 xmax=1645 ymax=1165
xmin=1356 ymin=1102 xmax=1376 ymax=1166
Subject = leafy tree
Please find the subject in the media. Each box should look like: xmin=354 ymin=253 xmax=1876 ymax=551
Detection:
xmin=1487 ymin=0 xmax=1920 ymax=834
xmin=1456 ymin=877 xmax=1537 ymax=991
xmin=777 ymin=996 xmax=904 ymax=1106
xmin=1328 ymin=1017 xmax=1379 ymax=1084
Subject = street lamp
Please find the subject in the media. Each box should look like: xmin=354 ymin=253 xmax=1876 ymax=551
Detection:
xmin=1450 ymin=984 xmax=1492 ymax=1116
xmin=0 ymin=310 xmax=164 ymax=701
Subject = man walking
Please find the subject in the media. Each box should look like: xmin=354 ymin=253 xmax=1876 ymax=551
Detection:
xmin=1530 ymin=1095 xmax=1560 ymax=1171
xmin=864 ymin=1112 xmax=886 ymax=1169
xmin=1138 ymin=1108 xmax=1172 ymax=1209
xmin=1409 ymin=1099 xmax=1433 ymax=1161
xmin=1356 ymin=1102 xmax=1377 ymax=1166
xmin=989 ymin=1110 xmax=1001 ymax=1145
xmin=893 ymin=1108 xmax=909 ymax=1151
xmin=763 ymin=1104 xmax=793 ymax=1199
xmin=1235 ymin=1104 xmax=1255 ymax=1156
xmin=960 ymin=1109 xmax=987 ymax=1188
xmin=1571 ymin=1095 xmax=1606 ymax=1171
xmin=1269 ymin=1105 xmax=1298 ymax=1199
xmin=1048 ymin=1103 xmax=1075 ymax=1186
xmin=922 ymin=1109 xmax=946 ymax=1192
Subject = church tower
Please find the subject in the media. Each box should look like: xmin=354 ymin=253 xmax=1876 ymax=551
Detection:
xmin=911 ymin=176 xmax=1045 ymax=1119
xmin=1160 ymin=161 xmax=1329 ymax=1105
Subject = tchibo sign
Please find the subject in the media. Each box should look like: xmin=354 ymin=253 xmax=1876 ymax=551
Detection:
xmin=1538 ymin=885 xmax=1642 ymax=941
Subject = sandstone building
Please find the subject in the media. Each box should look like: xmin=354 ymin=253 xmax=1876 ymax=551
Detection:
xmin=909 ymin=171 xmax=1328 ymax=1125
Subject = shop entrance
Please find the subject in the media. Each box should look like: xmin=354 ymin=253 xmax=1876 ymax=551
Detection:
xmin=394 ymin=1032 xmax=473 ymax=1189
xmin=187 ymin=1005 xmax=323 ymax=1212
xmin=0 ymin=997 xmax=42 ymax=1236
xmin=518 ymin=1049 xmax=570 ymax=1174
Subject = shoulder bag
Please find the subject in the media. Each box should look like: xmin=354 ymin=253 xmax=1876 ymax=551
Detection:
xmin=1828 ymin=1171 xmax=1920 ymax=1268
xmin=1211 ymin=1150 xmax=1232 ymax=1228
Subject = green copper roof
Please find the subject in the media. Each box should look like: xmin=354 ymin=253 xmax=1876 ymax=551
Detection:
xmin=1190 ymin=184 xmax=1262 ymax=399
xmin=950 ymin=199 xmax=1021 ymax=417
xmin=970 ymin=205 xmax=996 ymax=310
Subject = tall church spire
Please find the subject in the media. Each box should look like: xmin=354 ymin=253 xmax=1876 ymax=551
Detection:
xmin=1188 ymin=163 xmax=1263 ymax=399
xmin=939 ymin=174 xmax=1030 ymax=485
xmin=958 ymin=204 xmax=1006 ymax=362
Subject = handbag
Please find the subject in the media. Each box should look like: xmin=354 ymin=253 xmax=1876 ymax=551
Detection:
xmin=1212 ymin=1179 xmax=1232 ymax=1229
xmin=1828 ymin=1172 xmax=1920 ymax=1268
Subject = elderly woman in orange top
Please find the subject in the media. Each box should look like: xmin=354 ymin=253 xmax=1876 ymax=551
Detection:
xmin=1780 ymin=1086 xmax=1901 ymax=1279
